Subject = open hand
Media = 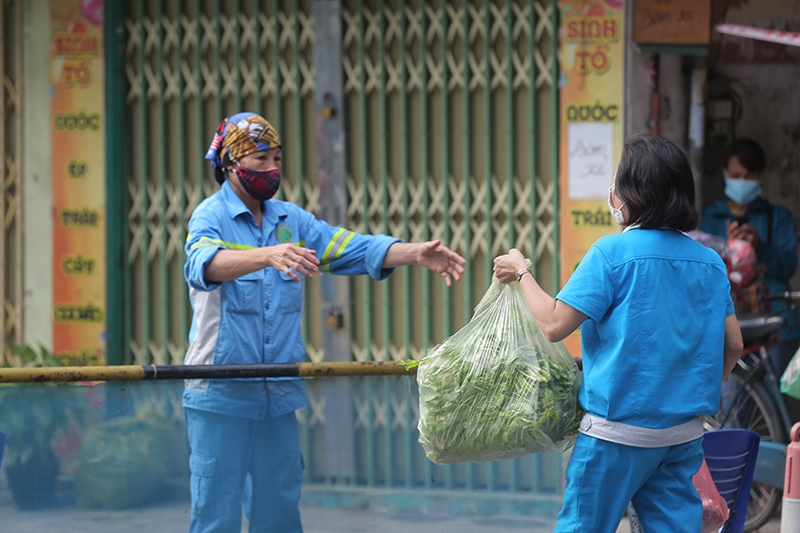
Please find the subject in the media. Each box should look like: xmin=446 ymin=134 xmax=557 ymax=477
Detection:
xmin=417 ymin=240 xmax=466 ymax=287
xmin=266 ymin=243 xmax=320 ymax=281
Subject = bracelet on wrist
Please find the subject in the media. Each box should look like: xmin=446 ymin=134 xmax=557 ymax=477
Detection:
xmin=516 ymin=267 xmax=532 ymax=282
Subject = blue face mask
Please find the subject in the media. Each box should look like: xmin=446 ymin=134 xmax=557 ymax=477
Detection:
xmin=724 ymin=177 xmax=761 ymax=205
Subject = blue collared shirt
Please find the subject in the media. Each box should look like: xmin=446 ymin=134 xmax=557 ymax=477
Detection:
xmin=183 ymin=181 xmax=400 ymax=418
xmin=557 ymin=229 xmax=735 ymax=429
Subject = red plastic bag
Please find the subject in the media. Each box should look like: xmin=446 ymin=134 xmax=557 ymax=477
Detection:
xmin=693 ymin=459 xmax=729 ymax=533
xmin=685 ymin=231 xmax=757 ymax=291
xmin=726 ymin=237 xmax=757 ymax=290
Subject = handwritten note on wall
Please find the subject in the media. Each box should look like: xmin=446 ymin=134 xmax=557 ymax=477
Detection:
xmin=568 ymin=122 xmax=614 ymax=200
xmin=633 ymin=0 xmax=710 ymax=45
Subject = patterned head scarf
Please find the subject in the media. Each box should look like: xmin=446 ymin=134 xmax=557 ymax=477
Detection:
xmin=205 ymin=112 xmax=281 ymax=183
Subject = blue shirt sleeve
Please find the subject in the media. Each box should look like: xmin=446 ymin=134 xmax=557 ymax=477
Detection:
xmin=556 ymin=244 xmax=615 ymax=322
xmin=184 ymin=207 xmax=224 ymax=292
xmin=298 ymin=211 xmax=401 ymax=280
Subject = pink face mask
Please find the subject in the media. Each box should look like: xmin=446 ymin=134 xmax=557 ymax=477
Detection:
xmin=235 ymin=165 xmax=281 ymax=201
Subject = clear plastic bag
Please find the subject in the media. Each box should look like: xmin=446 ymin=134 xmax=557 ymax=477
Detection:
xmin=686 ymin=230 xmax=729 ymax=261
xmin=416 ymin=277 xmax=584 ymax=464
xmin=693 ymin=459 xmax=730 ymax=533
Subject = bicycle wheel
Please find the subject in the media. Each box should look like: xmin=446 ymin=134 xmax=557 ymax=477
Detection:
xmin=704 ymin=364 xmax=786 ymax=531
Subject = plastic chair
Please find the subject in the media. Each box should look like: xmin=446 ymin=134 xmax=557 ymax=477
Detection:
xmin=702 ymin=428 xmax=761 ymax=533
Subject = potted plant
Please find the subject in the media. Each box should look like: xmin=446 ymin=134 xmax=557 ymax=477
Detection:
xmin=0 ymin=344 xmax=85 ymax=509
xmin=76 ymin=402 xmax=175 ymax=509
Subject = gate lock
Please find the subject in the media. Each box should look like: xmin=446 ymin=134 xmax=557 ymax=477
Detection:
xmin=321 ymin=93 xmax=337 ymax=119
xmin=325 ymin=306 xmax=344 ymax=330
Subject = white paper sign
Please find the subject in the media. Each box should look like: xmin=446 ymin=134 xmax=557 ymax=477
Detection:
xmin=568 ymin=122 xmax=614 ymax=200
xmin=689 ymin=104 xmax=705 ymax=148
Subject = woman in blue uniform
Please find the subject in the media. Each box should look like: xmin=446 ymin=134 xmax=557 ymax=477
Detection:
xmin=493 ymin=134 xmax=743 ymax=533
xmin=184 ymin=112 xmax=466 ymax=533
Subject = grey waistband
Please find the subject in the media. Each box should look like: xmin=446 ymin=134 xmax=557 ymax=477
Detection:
xmin=579 ymin=413 xmax=704 ymax=448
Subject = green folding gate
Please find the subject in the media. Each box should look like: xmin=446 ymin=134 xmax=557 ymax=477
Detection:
xmin=0 ymin=0 xmax=23 ymax=362
xmin=115 ymin=0 xmax=562 ymax=506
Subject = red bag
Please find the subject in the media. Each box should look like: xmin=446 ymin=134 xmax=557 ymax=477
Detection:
xmin=693 ymin=459 xmax=730 ymax=533
xmin=726 ymin=237 xmax=757 ymax=290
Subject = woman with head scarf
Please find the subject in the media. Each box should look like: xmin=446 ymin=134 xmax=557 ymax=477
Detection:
xmin=184 ymin=112 xmax=466 ymax=532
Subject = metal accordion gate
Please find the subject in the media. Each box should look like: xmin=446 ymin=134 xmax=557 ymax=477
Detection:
xmin=119 ymin=0 xmax=563 ymax=510
xmin=0 ymin=0 xmax=23 ymax=363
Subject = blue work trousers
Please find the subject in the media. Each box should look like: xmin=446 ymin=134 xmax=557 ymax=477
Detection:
xmin=554 ymin=433 xmax=703 ymax=533
xmin=185 ymin=408 xmax=304 ymax=533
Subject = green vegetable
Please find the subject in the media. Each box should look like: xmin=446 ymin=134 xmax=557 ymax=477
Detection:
xmin=416 ymin=279 xmax=584 ymax=464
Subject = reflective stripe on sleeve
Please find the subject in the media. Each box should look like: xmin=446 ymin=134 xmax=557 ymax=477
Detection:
xmin=189 ymin=236 xmax=256 ymax=252
xmin=320 ymin=229 xmax=356 ymax=273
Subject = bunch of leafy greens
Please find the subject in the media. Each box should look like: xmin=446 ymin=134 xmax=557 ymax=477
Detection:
xmin=416 ymin=278 xmax=584 ymax=464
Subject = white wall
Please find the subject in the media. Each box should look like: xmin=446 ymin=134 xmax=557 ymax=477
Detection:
xmin=22 ymin=0 xmax=53 ymax=347
xmin=624 ymin=17 xmax=691 ymax=153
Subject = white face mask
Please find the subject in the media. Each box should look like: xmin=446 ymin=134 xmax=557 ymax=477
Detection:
xmin=608 ymin=186 xmax=625 ymax=225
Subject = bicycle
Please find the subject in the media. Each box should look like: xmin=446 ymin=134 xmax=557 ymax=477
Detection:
xmin=704 ymin=290 xmax=800 ymax=531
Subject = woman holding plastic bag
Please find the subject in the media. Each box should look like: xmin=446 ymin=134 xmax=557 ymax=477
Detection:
xmin=493 ymin=134 xmax=743 ymax=533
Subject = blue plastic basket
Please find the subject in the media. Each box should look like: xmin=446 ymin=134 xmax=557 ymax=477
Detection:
xmin=702 ymin=428 xmax=761 ymax=533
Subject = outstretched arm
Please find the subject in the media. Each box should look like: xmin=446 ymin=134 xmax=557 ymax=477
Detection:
xmin=382 ymin=240 xmax=466 ymax=287
xmin=493 ymin=248 xmax=587 ymax=342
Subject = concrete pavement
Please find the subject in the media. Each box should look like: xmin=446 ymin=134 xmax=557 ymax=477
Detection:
xmin=0 ymin=498 xmax=783 ymax=532
xmin=0 ymin=466 xmax=783 ymax=533
xmin=2 ymin=501 xmax=554 ymax=532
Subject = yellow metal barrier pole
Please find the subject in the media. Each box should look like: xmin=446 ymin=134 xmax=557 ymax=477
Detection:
xmin=0 ymin=365 xmax=147 ymax=383
xmin=0 ymin=361 xmax=418 ymax=383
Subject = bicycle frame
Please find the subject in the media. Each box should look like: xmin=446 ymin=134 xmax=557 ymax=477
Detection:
xmin=733 ymin=344 xmax=793 ymax=436
xmin=729 ymin=292 xmax=799 ymax=430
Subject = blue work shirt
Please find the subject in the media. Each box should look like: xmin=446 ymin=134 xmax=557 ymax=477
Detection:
xmin=183 ymin=181 xmax=400 ymax=419
xmin=701 ymin=196 xmax=799 ymax=341
xmin=557 ymin=229 xmax=735 ymax=429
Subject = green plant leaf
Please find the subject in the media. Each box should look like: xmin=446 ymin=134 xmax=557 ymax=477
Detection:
xmin=416 ymin=280 xmax=584 ymax=464
xmin=0 ymin=344 xmax=84 ymax=467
